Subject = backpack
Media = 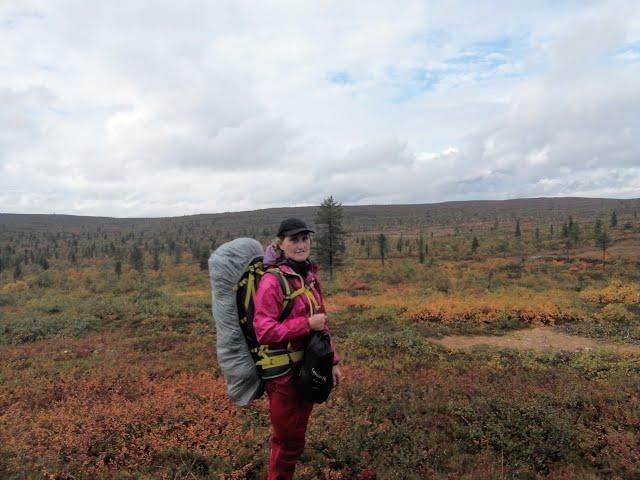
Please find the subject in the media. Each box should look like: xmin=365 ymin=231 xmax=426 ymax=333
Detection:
xmin=209 ymin=238 xmax=320 ymax=406
xmin=294 ymin=330 xmax=334 ymax=403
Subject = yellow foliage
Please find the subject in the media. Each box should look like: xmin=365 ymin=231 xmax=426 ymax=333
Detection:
xmin=1 ymin=281 xmax=29 ymax=292
xmin=327 ymin=286 xmax=425 ymax=314
xmin=580 ymin=280 xmax=640 ymax=305
xmin=598 ymin=303 xmax=636 ymax=323
xmin=409 ymin=290 xmax=579 ymax=326
xmin=175 ymin=289 xmax=210 ymax=298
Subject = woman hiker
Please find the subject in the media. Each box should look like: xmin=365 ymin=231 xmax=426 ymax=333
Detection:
xmin=254 ymin=217 xmax=344 ymax=480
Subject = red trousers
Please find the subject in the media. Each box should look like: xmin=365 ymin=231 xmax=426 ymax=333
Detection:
xmin=265 ymin=374 xmax=314 ymax=480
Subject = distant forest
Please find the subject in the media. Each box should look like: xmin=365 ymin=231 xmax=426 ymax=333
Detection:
xmin=1 ymin=197 xmax=639 ymax=280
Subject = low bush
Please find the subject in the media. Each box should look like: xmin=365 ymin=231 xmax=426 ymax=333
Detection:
xmin=598 ymin=303 xmax=636 ymax=323
xmin=448 ymin=396 xmax=580 ymax=474
xmin=0 ymin=313 xmax=100 ymax=344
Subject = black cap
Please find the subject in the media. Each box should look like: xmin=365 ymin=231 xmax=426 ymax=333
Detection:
xmin=277 ymin=218 xmax=315 ymax=237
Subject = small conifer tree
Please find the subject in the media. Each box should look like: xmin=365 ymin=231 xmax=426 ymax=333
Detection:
xmin=199 ymin=246 xmax=209 ymax=271
xmin=593 ymin=218 xmax=603 ymax=241
xmin=377 ymin=233 xmax=387 ymax=265
xmin=314 ymin=196 xmax=346 ymax=281
xmin=13 ymin=260 xmax=22 ymax=280
xmin=471 ymin=236 xmax=479 ymax=255
xmin=129 ymin=244 xmax=144 ymax=273
xmin=152 ymin=245 xmax=161 ymax=271
xmin=596 ymin=228 xmax=610 ymax=270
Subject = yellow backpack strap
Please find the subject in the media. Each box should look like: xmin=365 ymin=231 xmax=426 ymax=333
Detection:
xmin=254 ymin=347 xmax=304 ymax=369
xmin=282 ymin=272 xmax=319 ymax=316
xmin=265 ymin=268 xmax=294 ymax=321
xmin=241 ymin=263 xmax=264 ymax=310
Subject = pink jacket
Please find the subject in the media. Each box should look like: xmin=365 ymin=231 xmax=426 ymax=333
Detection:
xmin=253 ymin=262 xmax=340 ymax=366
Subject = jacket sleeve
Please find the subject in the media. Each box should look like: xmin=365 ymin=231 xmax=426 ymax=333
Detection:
xmin=254 ymin=273 xmax=311 ymax=345
xmin=314 ymin=276 xmax=341 ymax=366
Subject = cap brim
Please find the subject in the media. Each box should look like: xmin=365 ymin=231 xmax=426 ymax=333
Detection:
xmin=282 ymin=228 xmax=315 ymax=237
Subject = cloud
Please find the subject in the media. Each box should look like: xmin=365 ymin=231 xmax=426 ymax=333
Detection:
xmin=0 ymin=1 xmax=639 ymax=216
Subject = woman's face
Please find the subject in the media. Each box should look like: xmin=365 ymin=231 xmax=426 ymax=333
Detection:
xmin=278 ymin=233 xmax=311 ymax=262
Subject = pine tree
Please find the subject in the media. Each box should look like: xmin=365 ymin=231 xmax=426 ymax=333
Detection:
xmin=377 ymin=233 xmax=387 ymax=265
xmin=314 ymin=196 xmax=346 ymax=281
xmin=610 ymin=211 xmax=618 ymax=227
xmin=13 ymin=260 xmax=22 ymax=280
xmin=39 ymin=256 xmax=50 ymax=270
xmin=596 ymin=228 xmax=610 ymax=270
xmin=115 ymin=260 xmax=122 ymax=277
xmin=593 ymin=218 xmax=603 ymax=241
xmin=199 ymin=246 xmax=209 ymax=271
xmin=515 ymin=219 xmax=521 ymax=238
xmin=129 ymin=244 xmax=144 ymax=273
xmin=152 ymin=248 xmax=160 ymax=271
xmin=497 ymin=239 xmax=508 ymax=258
xmin=418 ymin=234 xmax=425 ymax=264
xmin=471 ymin=236 xmax=479 ymax=255
xmin=568 ymin=219 xmax=580 ymax=247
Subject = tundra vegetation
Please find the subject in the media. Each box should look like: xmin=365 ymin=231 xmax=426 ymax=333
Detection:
xmin=0 ymin=198 xmax=639 ymax=479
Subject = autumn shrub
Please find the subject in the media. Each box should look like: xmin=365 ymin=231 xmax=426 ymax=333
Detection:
xmin=410 ymin=291 xmax=580 ymax=327
xmin=598 ymin=303 xmax=636 ymax=323
xmin=77 ymin=295 xmax=134 ymax=321
xmin=559 ymin=321 xmax=640 ymax=343
xmin=343 ymin=328 xmax=444 ymax=365
xmin=580 ymin=280 xmax=640 ymax=305
xmin=31 ymin=269 xmax=55 ymax=288
xmin=0 ymin=292 xmax=15 ymax=306
xmin=0 ymin=280 xmax=29 ymax=293
xmin=430 ymin=271 xmax=453 ymax=293
xmin=1 ymin=313 xmax=100 ymax=344
xmin=448 ymin=396 xmax=580 ymax=474
xmin=25 ymin=293 xmax=74 ymax=314
xmin=149 ymin=447 xmax=219 ymax=478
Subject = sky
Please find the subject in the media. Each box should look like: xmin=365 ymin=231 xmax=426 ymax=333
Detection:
xmin=1 ymin=1 xmax=639 ymax=217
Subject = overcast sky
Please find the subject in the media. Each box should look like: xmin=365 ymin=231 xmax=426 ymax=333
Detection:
xmin=1 ymin=1 xmax=639 ymax=217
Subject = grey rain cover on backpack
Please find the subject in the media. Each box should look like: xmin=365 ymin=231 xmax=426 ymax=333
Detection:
xmin=208 ymin=238 xmax=264 ymax=406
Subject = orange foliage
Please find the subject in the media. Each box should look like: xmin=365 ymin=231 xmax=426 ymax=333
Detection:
xmin=410 ymin=291 xmax=581 ymax=325
xmin=0 ymin=369 xmax=262 ymax=478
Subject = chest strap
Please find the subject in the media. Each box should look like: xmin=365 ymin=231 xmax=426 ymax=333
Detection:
xmin=279 ymin=271 xmax=319 ymax=315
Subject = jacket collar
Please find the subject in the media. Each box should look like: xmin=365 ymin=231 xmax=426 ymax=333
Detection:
xmin=277 ymin=262 xmax=319 ymax=280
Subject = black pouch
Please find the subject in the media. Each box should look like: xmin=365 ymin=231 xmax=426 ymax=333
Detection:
xmin=294 ymin=331 xmax=334 ymax=403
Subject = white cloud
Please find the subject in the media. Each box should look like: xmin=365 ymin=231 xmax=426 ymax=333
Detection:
xmin=0 ymin=0 xmax=639 ymax=216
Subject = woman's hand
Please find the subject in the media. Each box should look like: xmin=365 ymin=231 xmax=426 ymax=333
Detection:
xmin=332 ymin=365 xmax=344 ymax=387
xmin=308 ymin=313 xmax=326 ymax=331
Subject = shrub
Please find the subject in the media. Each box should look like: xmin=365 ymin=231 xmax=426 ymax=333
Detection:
xmin=598 ymin=303 xmax=636 ymax=323
xmin=0 ymin=281 xmax=29 ymax=293
xmin=580 ymin=280 xmax=640 ymax=305
xmin=1 ymin=313 xmax=99 ymax=344
xmin=449 ymin=397 xmax=579 ymax=474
